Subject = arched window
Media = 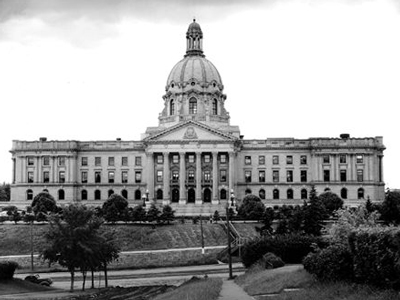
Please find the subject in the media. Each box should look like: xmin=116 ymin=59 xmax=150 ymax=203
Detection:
xmin=42 ymin=189 xmax=49 ymax=193
xmin=121 ymin=189 xmax=128 ymax=199
xmin=58 ymin=189 xmax=65 ymax=200
xmin=135 ymin=189 xmax=141 ymax=200
xmin=81 ymin=189 xmax=88 ymax=201
xmin=287 ymin=189 xmax=293 ymax=199
xmin=95 ymin=190 xmax=101 ymax=200
xmin=212 ymin=99 xmax=218 ymax=115
xmin=259 ymin=189 xmax=266 ymax=200
xmin=358 ymin=188 xmax=364 ymax=199
xmin=245 ymin=188 xmax=252 ymax=195
xmin=157 ymin=189 xmax=163 ymax=200
xmin=172 ymin=188 xmax=179 ymax=202
xmin=273 ymin=189 xmax=280 ymax=200
xmin=203 ymin=188 xmax=211 ymax=202
xmin=188 ymin=188 xmax=195 ymax=203
xmin=108 ymin=189 xmax=114 ymax=198
xmin=341 ymin=188 xmax=347 ymax=199
xmin=301 ymin=189 xmax=308 ymax=200
xmin=170 ymin=100 xmax=175 ymax=115
xmin=324 ymin=188 xmax=331 ymax=192
xmin=189 ymin=97 xmax=197 ymax=114
xmin=220 ymin=189 xmax=227 ymax=200
xmin=26 ymin=189 xmax=33 ymax=201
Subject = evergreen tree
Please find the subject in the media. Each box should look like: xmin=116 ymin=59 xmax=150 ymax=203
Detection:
xmin=237 ymin=194 xmax=265 ymax=220
xmin=319 ymin=192 xmax=344 ymax=216
xmin=160 ymin=205 xmax=175 ymax=224
xmin=146 ymin=204 xmax=161 ymax=223
xmin=380 ymin=190 xmax=400 ymax=225
xmin=303 ymin=186 xmax=326 ymax=236
xmin=102 ymin=194 xmax=129 ymax=224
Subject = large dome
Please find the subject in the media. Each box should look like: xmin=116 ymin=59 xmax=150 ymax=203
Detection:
xmin=166 ymin=56 xmax=222 ymax=88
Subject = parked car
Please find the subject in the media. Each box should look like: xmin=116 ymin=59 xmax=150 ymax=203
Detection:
xmin=24 ymin=274 xmax=53 ymax=286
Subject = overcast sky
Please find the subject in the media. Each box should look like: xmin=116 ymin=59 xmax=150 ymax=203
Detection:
xmin=0 ymin=0 xmax=399 ymax=190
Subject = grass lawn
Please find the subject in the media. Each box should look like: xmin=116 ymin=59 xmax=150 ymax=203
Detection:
xmin=235 ymin=265 xmax=399 ymax=300
xmin=0 ymin=278 xmax=55 ymax=295
xmin=152 ymin=277 xmax=223 ymax=300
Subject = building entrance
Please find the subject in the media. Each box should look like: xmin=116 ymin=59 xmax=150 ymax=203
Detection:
xmin=171 ymin=188 xmax=179 ymax=202
xmin=188 ymin=188 xmax=195 ymax=203
xmin=203 ymin=188 xmax=211 ymax=202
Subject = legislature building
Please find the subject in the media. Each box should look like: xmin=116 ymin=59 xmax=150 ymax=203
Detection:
xmin=10 ymin=20 xmax=386 ymax=214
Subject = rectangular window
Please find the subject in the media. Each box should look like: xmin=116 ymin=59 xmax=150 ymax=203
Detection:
xmin=58 ymin=156 xmax=66 ymax=166
xmin=157 ymin=170 xmax=163 ymax=182
xmin=203 ymin=170 xmax=211 ymax=182
xmin=135 ymin=156 xmax=142 ymax=166
xmin=258 ymin=155 xmax=265 ymax=165
xmin=95 ymin=171 xmax=101 ymax=183
xmin=27 ymin=156 xmax=34 ymax=166
xmin=220 ymin=154 xmax=227 ymax=164
xmin=300 ymin=155 xmax=307 ymax=165
xmin=340 ymin=170 xmax=347 ymax=182
xmin=135 ymin=171 xmax=142 ymax=183
xmin=172 ymin=155 xmax=179 ymax=164
xmin=95 ymin=157 xmax=101 ymax=166
xmin=108 ymin=157 xmax=115 ymax=166
xmin=172 ymin=170 xmax=179 ymax=181
xmin=43 ymin=156 xmax=50 ymax=166
xmin=287 ymin=170 xmax=293 ymax=182
xmin=204 ymin=154 xmax=211 ymax=163
xmin=339 ymin=155 xmax=346 ymax=164
xmin=121 ymin=171 xmax=128 ymax=183
xmin=324 ymin=170 xmax=330 ymax=182
xmin=59 ymin=171 xmax=65 ymax=183
xmin=188 ymin=155 xmax=195 ymax=164
xmin=188 ymin=170 xmax=195 ymax=182
xmin=286 ymin=156 xmax=293 ymax=165
xmin=273 ymin=170 xmax=279 ymax=182
xmin=357 ymin=169 xmax=364 ymax=182
xmin=108 ymin=171 xmax=115 ymax=183
xmin=81 ymin=171 xmax=88 ymax=183
xmin=301 ymin=170 xmax=307 ymax=182
xmin=27 ymin=171 xmax=34 ymax=183
xmin=245 ymin=170 xmax=252 ymax=183
xmin=323 ymin=155 xmax=330 ymax=164
xmin=122 ymin=156 xmax=128 ymax=166
xmin=43 ymin=171 xmax=49 ymax=183
xmin=81 ymin=157 xmax=88 ymax=166
xmin=157 ymin=155 xmax=163 ymax=164
xmin=272 ymin=155 xmax=279 ymax=165
xmin=356 ymin=155 xmax=364 ymax=164
xmin=245 ymin=156 xmax=252 ymax=165
xmin=259 ymin=170 xmax=265 ymax=183
xmin=220 ymin=170 xmax=227 ymax=182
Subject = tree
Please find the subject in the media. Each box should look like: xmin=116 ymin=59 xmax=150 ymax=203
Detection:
xmin=380 ymin=191 xmax=400 ymax=225
xmin=237 ymin=194 xmax=265 ymax=221
xmin=41 ymin=204 xmax=119 ymax=291
xmin=31 ymin=192 xmax=57 ymax=216
xmin=102 ymin=194 xmax=129 ymax=224
xmin=0 ymin=188 xmax=8 ymax=202
xmin=303 ymin=186 xmax=326 ymax=236
xmin=319 ymin=192 xmax=343 ymax=216
xmin=130 ymin=205 xmax=146 ymax=222
xmin=146 ymin=204 xmax=161 ymax=223
xmin=160 ymin=205 xmax=175 ymax=224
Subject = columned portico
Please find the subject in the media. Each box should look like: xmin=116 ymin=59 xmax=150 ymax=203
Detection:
xmin=195 ymin=152 xmax=202 ymax=204
xmin=212 ymin=152 xmax=219 ymax=204
xmin=146 ymin=152 xmax=154 ymax=201
xmin=163 ymin=152 xmax=170 ymax=205
xmin=179 ymin=152 xmax=186 ymax=204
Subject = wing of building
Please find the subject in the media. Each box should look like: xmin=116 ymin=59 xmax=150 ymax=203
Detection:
xmin=10 ymin=20 xmax=386 ymax=214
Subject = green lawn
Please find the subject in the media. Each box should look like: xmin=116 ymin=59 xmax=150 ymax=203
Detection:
xmin=0 ymin=223 xmax=227 ymax=256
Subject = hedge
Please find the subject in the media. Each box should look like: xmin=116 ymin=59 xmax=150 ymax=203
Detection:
xmin=0 ymin=261 xmax=19 ymax=280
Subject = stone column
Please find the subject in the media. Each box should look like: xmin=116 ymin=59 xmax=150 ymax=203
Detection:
xmin=12 ymin=158 xmax=16 ymax=184
xmin=51 ymin=156 xmax=55 ymax=183
xmin=228 ymin=152 xmax=235 ymax=198
xmin=163 ymin=152 xmax=170 ymax=205
xmin=22 ymin=156 xmax=26 ymax=183
xmin=146 ymin=153 xmax=154 ymax=201
xmin=36 ymin=156 xmax=41 ymax=183
xmin=196 ymin=152 xmax=202 ymax=204
xmin=179 ymin=152 xmax=186 ymax=204
xmin=212 ymin=152 xmax=219 ymax=204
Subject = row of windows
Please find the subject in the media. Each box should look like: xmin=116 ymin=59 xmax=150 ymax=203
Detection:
xmin=169 ymin=98 xmax=219 ymax=116
xmin=26 ymin=156 xmax=143 ymax=167
xmin=244 ymin=154 xmax=365 ymax=166
xmin=154 ymin=153 xmax=228 ymax=164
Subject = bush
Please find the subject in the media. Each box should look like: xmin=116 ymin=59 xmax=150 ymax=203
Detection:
xmin=102 ymin=194 xmax=129 ymax=223
xmin=348 ymin=227 xmax=400 ymax=289
xmin=241 ymin=233 xmax=323 ymax=268
xmin=260 ymin=252 xmax=285 ymax=269
xmin=303 ymin=244 xmax=353 ymax=281
xmin=0 ymin=261 xmax=19 ymax=280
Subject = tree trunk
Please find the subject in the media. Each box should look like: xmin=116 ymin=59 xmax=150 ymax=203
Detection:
xmin=104 ymin=263 xmax=108 ymax=287
xmin=82 ymin=270 xmax=86 ymax=291
xmin=70 ymin=268 xmax=75 ymax=292
xmin=91 ymin=268 xmax=95 ymax=289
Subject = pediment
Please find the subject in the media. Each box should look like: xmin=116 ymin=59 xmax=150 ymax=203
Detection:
xmin=144 ymin=121 xmax=237 ymax=142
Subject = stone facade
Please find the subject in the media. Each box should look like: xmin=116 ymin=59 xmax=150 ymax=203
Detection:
xmin=9 ymin=20 xmax=385 ymax=214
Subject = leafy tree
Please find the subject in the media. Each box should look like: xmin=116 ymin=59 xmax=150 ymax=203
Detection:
xmin=380 ymin=191 xmax=400 ymax=225
xmin=160 ymin=205 xmax=175 ymax=224
xmin=31 ymin=192 xmax=57 ymax=215
xmin=146 ymin=204 xmax=161 ymax=223
xmin=319 ymin=192 xmax=343 ymax=216
xmin=256 ymin=207 xmax=275 ymax=236
xmin=237 ymin=194 xmax=265 ymax=220
xmin=130 ymin=205 xmax=146 ymax=222
xmin=288 ymin=205 xmax=304 ymax=233
xmin=41 ymin=204 xmax=119 ymax=291
xmin=303 ymin=186 xmax=326 ymax=236
xmin=0 ymin=188 xmax=8 ymax=202
xmin=102 ymin=194 xmax=129 ymax=224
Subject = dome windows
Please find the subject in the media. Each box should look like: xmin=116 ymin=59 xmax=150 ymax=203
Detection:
xmin=191 ymin=81 xmax=196 ymax=86
xmin=189 ymin=97 xmax=197 ymax=114
xmin=212 ymin=99 xmax=218 ymax=115
xmin=170 ymin=99 xmax=175 ymax=115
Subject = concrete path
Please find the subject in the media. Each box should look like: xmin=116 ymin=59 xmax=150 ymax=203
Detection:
xmin=218 ymin=279 xmax=254 ymax=300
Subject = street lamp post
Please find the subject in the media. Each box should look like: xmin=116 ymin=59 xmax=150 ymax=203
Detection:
xmin=226 ymin=189 xmax=236 ymax=280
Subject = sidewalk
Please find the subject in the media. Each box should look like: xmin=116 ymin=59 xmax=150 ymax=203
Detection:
xmin=218 ymin=279 xmax=254 ymax=300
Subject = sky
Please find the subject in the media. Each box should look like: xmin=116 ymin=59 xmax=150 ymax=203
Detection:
xmin=0 ymin=0 xmax=399 ymax=189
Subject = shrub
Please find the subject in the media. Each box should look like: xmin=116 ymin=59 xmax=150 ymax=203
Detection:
xmin=241 ymin=233 xmax=323 ymax=268
xmin=0 ymin=261 xmax=19 ymax=280
xmin=102 ymin=194 xmax=129 ymax=223
xmin=348 ymin=227 xmax=400 ymax=289
xmin=303 ymin=244 xmax=353 ymax=281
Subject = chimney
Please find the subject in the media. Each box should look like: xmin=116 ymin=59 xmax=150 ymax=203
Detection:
xmin=39 ymin=137 xmax=47 ymax=142
xmin=340 ymin=133 xmax=350 ymax=139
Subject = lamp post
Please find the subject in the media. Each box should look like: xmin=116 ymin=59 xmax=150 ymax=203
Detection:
xmin=142 ymin=189 xmax=149 ymax=209
xmin=226 ymin=189 xmax=236 ymax=280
